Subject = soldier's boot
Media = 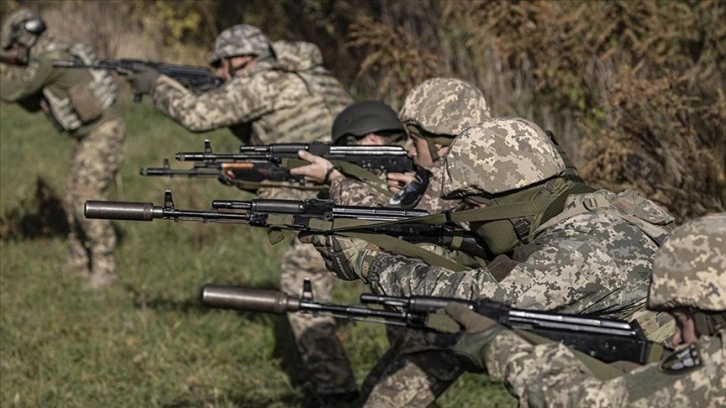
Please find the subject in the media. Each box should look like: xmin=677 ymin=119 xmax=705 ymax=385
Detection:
xmin=295 ymin=320 xmax=359 ymax=404
xmin=63 ymin=231 xmax=91 ymax=278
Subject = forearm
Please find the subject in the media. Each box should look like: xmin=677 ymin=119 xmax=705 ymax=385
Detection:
xmin=367 ymin=253 xmax=502 ymax=299
xmin=150 ymin=76 xmax=247 ymax=132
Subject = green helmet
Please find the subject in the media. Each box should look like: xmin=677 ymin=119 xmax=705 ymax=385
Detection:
xmin=399 ymin=77 xmax=490 ymax=144
xmin=213 ymin=24 xmax=270 ymax=59
xmin=1 ymin=9 xmax=46 ymax=50
xmin=648 ymin=213 xmax=726 ymax=312
xmin=331 ymin=100 xmax=404 ymax=145
xmin=442 ymin=117 xmax=566 ymax=198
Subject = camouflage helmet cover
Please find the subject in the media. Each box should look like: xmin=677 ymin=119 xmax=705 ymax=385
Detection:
xmin=648 ymin=213 xmax=726 ymax=312
xmin=331 ymin=100 xmax=404 ymax=145
xmin=1 ymin=9 xmax=45 ymax=50
xmin=441 ymin=117 xmax=566 ymax=197
xmin=398 ymin=77 xmax=491 ymax=138
xmin=213 ymin=24 xmax=270 ymax=59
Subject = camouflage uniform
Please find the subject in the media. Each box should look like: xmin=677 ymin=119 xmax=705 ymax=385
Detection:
xmin=467 ymin=213 xmax=726 ymax=407
xmin=328 ymin=78 xmax=490 ymax=407
xmin=145 ymin=25 xmax=357 ymax=398
xmin=333 ymin=119 xmax=674 ymax=322
xmin=315 ymin=118 xmax=677 ymax=405
xmin=1 ymin=11 xmax=125 ymax=288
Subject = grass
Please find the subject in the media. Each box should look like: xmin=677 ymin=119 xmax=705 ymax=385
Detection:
xmin=0 ymin=99 xmax=515 ymax=407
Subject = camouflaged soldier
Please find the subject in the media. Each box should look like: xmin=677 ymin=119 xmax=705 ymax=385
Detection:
xmin=314 ymin=117 xmax=676 ymax=337
xmin=445 ymin=213 xmax=726 ymax=407
xmin=124 ymin=24 xmax=357 ymax=402
xmin=298 ymin=79 xmax=493 ymax=407
xmin=1 ymin=9 xmax=126 ymax=289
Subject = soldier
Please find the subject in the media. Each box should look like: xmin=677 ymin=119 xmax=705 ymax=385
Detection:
xmin=445 ymin=213 xmax=726 ymax=407
xmin=312 ymin=117 xmax=676 ymax=344
xmin=124 ymin=24 xmax=357 ymax=403
xmin=296 ymin=79 xmax=493 ymax=407
xmin=0 ymin=9 xmax=126 ymax=289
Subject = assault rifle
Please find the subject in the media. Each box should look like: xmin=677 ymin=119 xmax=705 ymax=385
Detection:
xmin=84 ymin=190 xmax=491 ymax=260
xmin=201 ymin=279 xmax=656 ymax=365
xmin=141 ymin=140 xmax=429 ymax=207
xmin=52 ymin=59 xmax=223 ymax=101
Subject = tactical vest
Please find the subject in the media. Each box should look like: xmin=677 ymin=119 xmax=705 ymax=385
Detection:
xmin=42 ymin=42 xmax=117 ymax=132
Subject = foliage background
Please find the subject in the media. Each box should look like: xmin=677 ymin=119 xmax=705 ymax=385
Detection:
xmin=0 ymin=0 xmax=724 ymax=407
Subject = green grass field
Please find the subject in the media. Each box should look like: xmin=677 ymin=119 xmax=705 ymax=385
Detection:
xmin=0 ymin=99 xmax=515 ymax=407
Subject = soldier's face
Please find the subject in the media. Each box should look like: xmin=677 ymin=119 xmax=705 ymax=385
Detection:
xmin=357 ymin=133 xmax=386 ymax=146
xmin=410 ymin=136 xmax=434 ymax=168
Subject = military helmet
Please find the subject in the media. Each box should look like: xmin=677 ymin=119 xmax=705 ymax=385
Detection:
xmin=331 ymin=100 xmax=404 ymax=145
xmin=398 ymin=77 xmax=491 ymax=142
xmin=1 ymin=9 xmax=46 ymax=50
xmin=213 ymin=24 xmax=270 ymax=59
xmin=441 ymin=117 xmax=566 ymax=198
xmin=648 ymin=213 xmax=726 ymax=312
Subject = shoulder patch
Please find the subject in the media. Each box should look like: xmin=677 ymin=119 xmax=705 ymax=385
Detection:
xmin=658 ymin=343 xmax=702 ymax=374
xmin=22 ymin=60 xmax=40 ymax=82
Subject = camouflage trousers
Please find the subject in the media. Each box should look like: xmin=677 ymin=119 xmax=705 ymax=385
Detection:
xmin=361 ymin=327 xmax=462 ymax=408
xmin=280 ymin=236 xmax=358 ymax=397
xmin=64 ymin=118 xmax=125 ymax=288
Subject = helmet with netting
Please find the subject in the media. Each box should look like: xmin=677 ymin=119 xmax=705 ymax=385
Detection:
xmin=332 ymin=100 xmax=404 ymax=145
xmin=442 ymin=117 xmax=566 ymax=198
xmin=398 ymin=77 xmax=490 ymax=145
xmin=1 ymin=9 xmax=45 ymax=50
xmin=213 ymin=24 xmax=270 ymax=59
xmin=648 ymin=213 xmax=726 ymax=312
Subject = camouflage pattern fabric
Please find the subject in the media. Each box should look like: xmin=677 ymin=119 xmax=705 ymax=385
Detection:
xmin=648 ymin=213 xmax=726 ymax=311
xmin=328 ymin=160 xmax=459 ymax=214
xmin=0 ymin=35 xmax=125 ymax=288
xmin=441 ymin=117 xmax=567 ymax=198
xmin=398 ymin=77 xmax=491 ymax=137
xmin=65 ymin=118 xmax=126 ymax=287
xmin=213 ymin=24 xmax=270 ymax=59
xmin=149 ymin=37 xmax=357 ymax=397
xmin=483 ymin=328 xmax=725 ymax=407
xmin=363 ymin=194 xmax=662 ymax=320
xmin=150 ymin=40 xmax=351 ymax=143
xmin=280 ymin=236 xmax=358 ymax=397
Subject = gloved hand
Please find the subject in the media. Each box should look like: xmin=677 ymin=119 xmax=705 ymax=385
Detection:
xmin=126 ymin=63 xmax=160 ymax=96
xmin=309 ymin=234 xmax=380 ymax=281
xmin=445 ymin=303 xmax=505 ymax=372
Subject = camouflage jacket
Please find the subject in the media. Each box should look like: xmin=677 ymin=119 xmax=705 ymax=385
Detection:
xmin=360 ymin=189 xmax=672 ymax=321
xmin=150 ymin=40 xmax=352 ymax=144
xmin=0 ymin=36 xmax=119 ymax=137
xmin=329 ymin=159 xmax=461 ymax=213
xmin=483 ymin=328 xmax=726 ymax=407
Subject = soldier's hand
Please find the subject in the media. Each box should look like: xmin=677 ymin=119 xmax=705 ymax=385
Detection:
xmin=126 ymin=63 xmax=161 ymax=96
xmin=386 ymin=171 xmax=416 ymax=194
xmin=290 ymin=150 xmax=343 ymax=184
xmin=308 ymin=234 xmax=380 ymax=281
xmin=445 ymin=303 xmax=505 ymax=372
